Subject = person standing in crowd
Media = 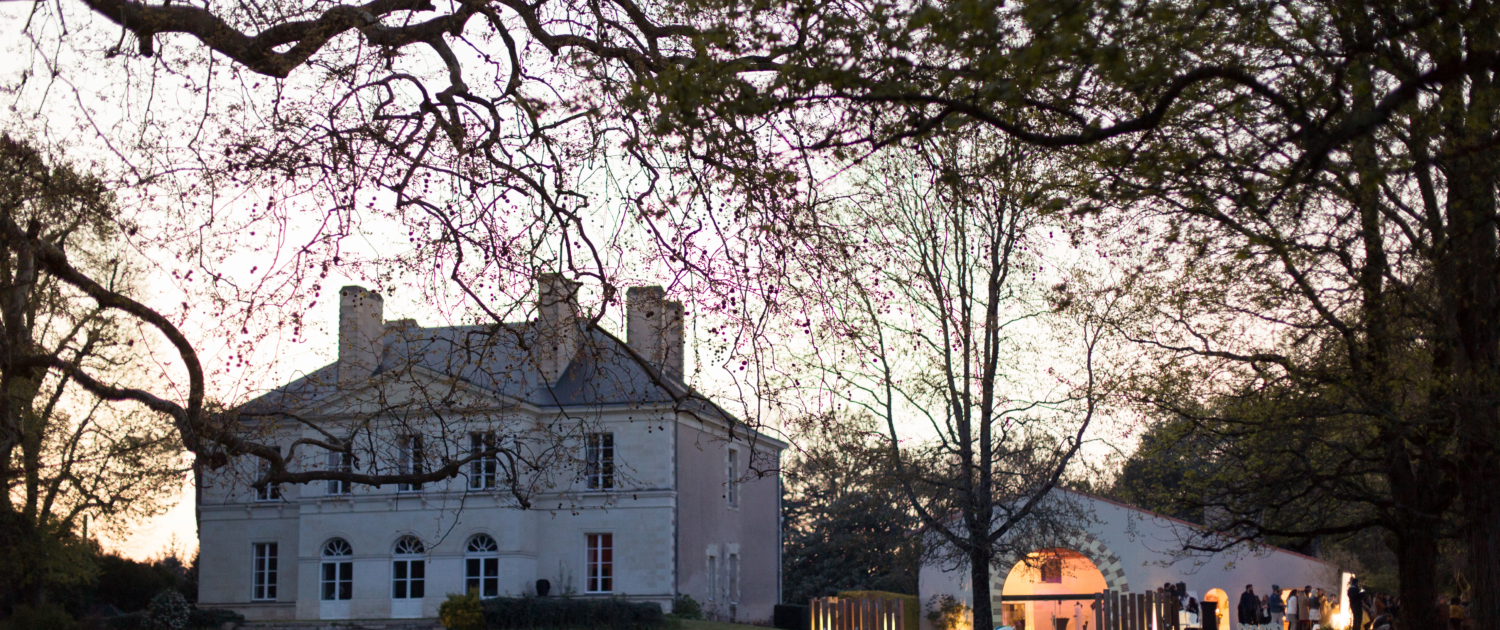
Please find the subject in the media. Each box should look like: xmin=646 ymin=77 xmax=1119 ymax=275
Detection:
xmin=1309 ymin=588 xmax=1323 ymax=630
xmin=1270 ymin=586 xmax=1286 ymax=630
xmin=1180 ymin=583 xmax=1201 ymax=630
xmin=1448 ymin=595 xmax=1465 ymax=630
xmin=1300 ymin=586 xmax=1315 ymax=630
xmin=1239 ymin=585 xmax=1261 ymax=630
xmin=1286 ymin=588 xmax=1300 ymax=630
xmin=1348 ymin=578 xmax=1365 ymax=630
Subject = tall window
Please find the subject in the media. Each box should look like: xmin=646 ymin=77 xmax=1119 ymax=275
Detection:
xmin=727 ymin=553 xmax=740 ymax=603
xmin=321 ymin=538 xmax=353 ymax=601
xmin=252 ymin=542 xmax=278 ymax=601
xmin=585 ymin=433 xmax=614 ymax=490
xmin=391 ymin=536 xmax=426 ymax=599
xmin=465 ymin=534 xmax=500 ymax=597
xmin=254 ymin=448 xmax=282 ymax=501
xmin=585 ymin=533 xmax=613 ymax=593
xmin=726 ymin=449 xmax=740 ymax=507
xmin=469 ymin=432 xmax=498 ymax=490
xmin=398 ymin=436 xmax=424 ymax=492
xmin=326 ymin=451 xmax=352 ymax=495
xmin=707 ymin=554 xmax=718 ymax=602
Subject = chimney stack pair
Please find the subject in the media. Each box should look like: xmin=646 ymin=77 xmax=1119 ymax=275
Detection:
xmin=335 ymin=277 xmax=684 ymax=388
xmin=538 ymin=275 xmax=685 ymax=383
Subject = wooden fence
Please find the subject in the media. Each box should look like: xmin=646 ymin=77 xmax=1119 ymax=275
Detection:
xmin=1090 ymin=590 xmax=1183 ymax=630
xmin=810 ymin=596 xmax=906 ymax=630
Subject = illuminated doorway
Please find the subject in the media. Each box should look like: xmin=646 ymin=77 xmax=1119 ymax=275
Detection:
xmin=1000 ymin=549 xmax=1108 ymax=630
xmin=1201 ymin=588 xmax=1230 ymax=630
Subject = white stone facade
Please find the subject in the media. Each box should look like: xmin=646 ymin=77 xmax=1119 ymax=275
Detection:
xmin=197 ymin=282 xmax=785 ymax=623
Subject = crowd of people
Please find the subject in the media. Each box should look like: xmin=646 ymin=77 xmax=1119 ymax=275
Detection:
xmin=1151 ymin=578 xmax=1443 ymax=630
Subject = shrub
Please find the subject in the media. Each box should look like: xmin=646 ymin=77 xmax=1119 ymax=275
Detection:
xmin=187 ymin=608 xmax=245 ymax=629
xmin=668 ymin=595 xmax=702 ymax=620
xmin=106 ymin=612 xmax=149 ymax=630
xmin=441 ymin=591 xmax=486 ymax=630
xmin=772 ymin=603 xmax=810 ymax=630
xmin=0 ymin=603 xmax=78 ymax=630
xmin=95 ymin=554 xmax=181 ymax=612
xmin=145 ymin=591 xmax=190 ymax=630
xmin=925 ymin=594 xmax=971 ymax=630
xmin=838 ymin=590 xmax=920 ymax=630
xmin=480 ymin=596 xmax=666 ymax=630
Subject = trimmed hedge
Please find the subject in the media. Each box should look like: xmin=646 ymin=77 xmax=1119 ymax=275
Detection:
xmin=480 ymin=597 xmax=666 ymax=630
xmin=837 ymin=590 xmax=920 ymax=630
xmin=106 ymin=606 xmax=244 ymax=630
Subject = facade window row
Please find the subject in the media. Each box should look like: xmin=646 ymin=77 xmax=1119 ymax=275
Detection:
xmin=248 ymin=432 xmax=619 ymax=500
xmin=251 ymin=533 xmax=617 ymax=602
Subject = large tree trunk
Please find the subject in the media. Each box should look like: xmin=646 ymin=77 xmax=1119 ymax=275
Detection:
xmin=969 ymin=536 xmax=994 ymax=630
xmin=1392 ymin=523 xmax=1443 ymax=630
xmin=1461 ymin=462 xmax=1500 ymax=629
xmin=1436 ymin=69 xmax=1500 ymax=626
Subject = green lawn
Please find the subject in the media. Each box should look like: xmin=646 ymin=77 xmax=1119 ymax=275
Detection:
xmin=675 ymin=619 xmax=771 ymax=630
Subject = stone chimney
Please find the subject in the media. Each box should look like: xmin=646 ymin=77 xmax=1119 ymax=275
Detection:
xmin=626 ymin=286 xmax=684 ymax=382
xmin=338 ymin=286 xmax=384 ymax=388
xmin=537 ymin=273 xmax=582 ymax=383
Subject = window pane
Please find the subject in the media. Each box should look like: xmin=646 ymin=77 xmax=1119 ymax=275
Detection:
xmin=340 ymin=562 xmax=353 ymax=581
xmin=394 ymin=562 xmax=407 ymax=580
xmin=410 ymin=579 xmax=425 ymax=598
xmin=393 ymin=580 xmax=407 ymax=599
xmin=339 ymin=581 xmax=352 ymax=600
xmin=484 ymin=558 xmax=498 ymax=578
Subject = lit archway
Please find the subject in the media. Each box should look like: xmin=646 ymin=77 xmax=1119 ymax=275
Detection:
xmin=998 ymin=549 xmax=1108 ymax=630
xmin=1201 ymin=588 xmax=1230 ymax=630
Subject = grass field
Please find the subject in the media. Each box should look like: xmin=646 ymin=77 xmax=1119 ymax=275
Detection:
xmin=675 ymin=619 xmax=771 ymax=630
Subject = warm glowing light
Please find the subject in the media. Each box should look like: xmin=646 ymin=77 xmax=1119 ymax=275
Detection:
xmin=1326 ymin=611 xmax=1352 ymax=630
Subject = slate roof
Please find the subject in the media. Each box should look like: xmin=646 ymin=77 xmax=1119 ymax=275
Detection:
xmin=239 ymin=321 xmax=692 ymax=415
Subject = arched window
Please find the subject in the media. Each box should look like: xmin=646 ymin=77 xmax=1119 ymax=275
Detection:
xmin=465 ymin=534 xmax=500 ymax=597
xmin=321 ymin=539 xmax=353 ymax=601
xmin=391 ymin=536 xmax=426 ymax=600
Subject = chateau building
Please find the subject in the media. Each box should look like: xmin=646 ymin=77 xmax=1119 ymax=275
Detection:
xmin=197 ymin=278 xmax=785 ymax=622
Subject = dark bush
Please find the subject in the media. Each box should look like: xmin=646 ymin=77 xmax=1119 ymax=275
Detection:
xmin=94 ymin=555 xmax=179 ymax=612
xmin=188 ymin=607 xmax=244 ymax=629
xmin=0 ymin=603 xmax=77 ymax=630
xmin=480 ymin=596 xmax=666 ymax=630
xmin=668 ymin=595 xmax=702 ymax=620
xmin=773 ymin=604 xmax=810 ymax=630
xmin=104 ymin=611 xmax=148 ymax=630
